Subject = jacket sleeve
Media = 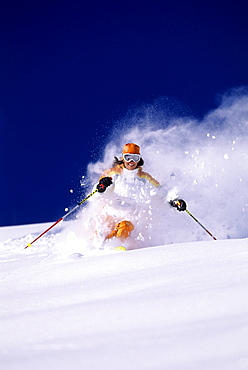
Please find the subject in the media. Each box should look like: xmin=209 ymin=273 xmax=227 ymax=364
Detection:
xmin=137 ymin=169 xmax=161 ymax=187
xmin=99 ymin=164 xmax=123 ymax=180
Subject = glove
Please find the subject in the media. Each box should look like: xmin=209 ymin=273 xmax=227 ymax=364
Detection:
xmin=169 ymin=199 xmax=187 ymax=212
xmin=96 ymin=177 xmax=113 ymax=193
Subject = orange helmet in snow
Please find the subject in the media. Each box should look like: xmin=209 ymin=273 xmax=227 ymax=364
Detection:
xmin=122 ymin=143 xmax=140 ymax=155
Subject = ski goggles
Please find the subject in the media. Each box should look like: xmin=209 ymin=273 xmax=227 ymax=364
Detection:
xmin=123 ymin=153 xmax=141 ymax=162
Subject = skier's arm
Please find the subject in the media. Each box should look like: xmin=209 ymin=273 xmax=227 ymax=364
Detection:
xmin=137 ymin=169 xmax=161 ymax=187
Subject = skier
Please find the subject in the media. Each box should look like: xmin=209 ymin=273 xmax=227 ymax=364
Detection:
xmin=92 ymin=143 xmax=186 ymax=250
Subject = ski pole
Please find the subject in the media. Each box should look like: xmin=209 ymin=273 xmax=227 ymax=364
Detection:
xmin=185 ymin=209 xmax=217 ymax=240
xmin=25 ymin=189 xmax=98 ymax=249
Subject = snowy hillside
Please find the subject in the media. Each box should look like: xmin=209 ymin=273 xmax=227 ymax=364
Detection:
xmin=1 ymin=222 xmax=248 ymax=370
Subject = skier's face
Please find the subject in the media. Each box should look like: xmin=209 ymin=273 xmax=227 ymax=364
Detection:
xmin=124 ymin=160 xmax=138 ymax=170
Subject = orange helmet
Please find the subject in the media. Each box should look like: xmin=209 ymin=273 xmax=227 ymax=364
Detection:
xmin=122 ymin=143 xmax=140 ymax=155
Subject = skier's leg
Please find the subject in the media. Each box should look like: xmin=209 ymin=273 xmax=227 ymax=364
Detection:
xmin=105 ymin=220 xmax=134 ymax=241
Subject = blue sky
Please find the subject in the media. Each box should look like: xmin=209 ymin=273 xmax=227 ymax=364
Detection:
xmin=1 ymin=0 xmax=248 ymax=226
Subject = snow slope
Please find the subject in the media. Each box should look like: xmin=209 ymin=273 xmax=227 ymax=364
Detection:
xmin=1 ymin=223 xmax=248 ymax=370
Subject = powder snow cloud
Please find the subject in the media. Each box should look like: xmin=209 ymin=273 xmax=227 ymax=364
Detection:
xmin=86 ymin=88 xmax=248 ymax=242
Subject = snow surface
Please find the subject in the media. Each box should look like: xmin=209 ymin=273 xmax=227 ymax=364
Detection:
xmin=1 ymin=222 xmax=248 ymax=370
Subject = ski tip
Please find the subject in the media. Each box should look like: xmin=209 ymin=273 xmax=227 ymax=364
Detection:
xmin=25 ymin=243 xmax=32 ymax=249
xmin=113 ymin=246 xmax=127 ymax=251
